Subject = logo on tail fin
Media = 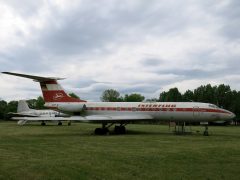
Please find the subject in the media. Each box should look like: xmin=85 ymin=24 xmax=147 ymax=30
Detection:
xmin=53 ymin=93 xmax=64 ymax=100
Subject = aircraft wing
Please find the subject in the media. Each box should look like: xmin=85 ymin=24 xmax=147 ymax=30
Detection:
xmin=12 ymin=115 xmax=154 ymax=123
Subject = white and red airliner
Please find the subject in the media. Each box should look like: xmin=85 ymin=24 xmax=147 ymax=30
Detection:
xmin=2 ymin=72 xmax=235 ymax=135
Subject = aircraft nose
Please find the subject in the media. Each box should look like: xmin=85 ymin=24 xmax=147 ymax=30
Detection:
xmin=231 ymin=112 xmax=236 ymax=119
xmin=227 ymin=111 xmax=236 ymax=120
xmin=223 ymin=110 xmax=236 ymax=120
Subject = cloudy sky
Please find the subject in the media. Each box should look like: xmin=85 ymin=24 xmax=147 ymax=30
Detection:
xmin=0 ymin=0 xmax=239 ymax=101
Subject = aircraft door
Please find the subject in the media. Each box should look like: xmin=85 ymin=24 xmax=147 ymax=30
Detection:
xmin=193 ymin=106 xmax=200 ymax=118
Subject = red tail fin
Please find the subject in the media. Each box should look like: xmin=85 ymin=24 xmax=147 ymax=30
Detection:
xmin=40 ymin=80 xmax=86 ymax=103
xmin=2 ymin=72 xmax=86 ymax=103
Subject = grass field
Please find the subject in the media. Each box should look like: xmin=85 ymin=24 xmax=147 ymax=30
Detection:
xmin=0 ymin=121 xmax=239 ymax=180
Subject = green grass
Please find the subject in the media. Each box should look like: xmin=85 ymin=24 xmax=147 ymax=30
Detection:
xmin=0 ymin=121 xmax=240 ymax=180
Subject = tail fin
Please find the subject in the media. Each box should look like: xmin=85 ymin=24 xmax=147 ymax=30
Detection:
xmin=2 ymin=72 xmax=86 ymax=103
xmin=17 ymin=100 xmax=31 ymax=112
xmin=40 ymin=80 xmax=86 ymax=102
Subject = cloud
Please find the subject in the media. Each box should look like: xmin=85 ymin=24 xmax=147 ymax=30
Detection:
xmin=0 ymin=0 xmax=240 ymax=101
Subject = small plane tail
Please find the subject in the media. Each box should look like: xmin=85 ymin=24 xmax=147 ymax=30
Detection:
xmin=2 ymin=72 xmax=86 ymax=103
xmin=17 ymin=100 xmax=31 ymax=112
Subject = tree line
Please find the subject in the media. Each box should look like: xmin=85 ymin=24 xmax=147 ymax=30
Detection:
xmin=101 ymin=89 xmax=145 ymax=102
xmin=100 ymin=84 xmax=240 ymax=119
xmin=159 ymin=84 xmax=240 ymax=119
xmin=0 ymin=84 xmax=239 ymax=120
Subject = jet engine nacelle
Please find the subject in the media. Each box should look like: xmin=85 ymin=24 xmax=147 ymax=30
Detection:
xmin=58 ymin=104 xmax=86 ymax=112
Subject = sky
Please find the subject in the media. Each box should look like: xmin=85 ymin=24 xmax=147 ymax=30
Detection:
xmin=0 ymin=0 xmax=239 ymax=102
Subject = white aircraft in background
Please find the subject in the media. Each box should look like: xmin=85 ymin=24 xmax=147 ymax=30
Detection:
xmin=2 ymin=72 xmax=236 ymax=135
xmin=9 ymin=100 xmax=69 ymax=125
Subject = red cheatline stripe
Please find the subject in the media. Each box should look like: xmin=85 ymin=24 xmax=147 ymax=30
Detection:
xmin=85 ymin=107 xmax=231 ymax=114
xmin=47 ymin=106 xmax=230 ymax=114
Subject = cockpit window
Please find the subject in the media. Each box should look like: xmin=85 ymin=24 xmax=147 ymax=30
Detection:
xmin=208 ymin=104 xmax=218 ymax=108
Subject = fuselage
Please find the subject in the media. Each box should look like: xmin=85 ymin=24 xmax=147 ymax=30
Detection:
xmin=45 ymin=101 xmax=235 ymax=122
xmin=2 ymin=72 xmax=235 ymax=124
xmin=20 ymin=109 xmax=64 ymax=117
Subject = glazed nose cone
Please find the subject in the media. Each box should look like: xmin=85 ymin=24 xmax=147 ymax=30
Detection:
xmin=231 ymin=112 xmax=236 ymax=119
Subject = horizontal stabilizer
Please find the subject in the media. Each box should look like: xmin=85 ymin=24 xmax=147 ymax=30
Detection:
xmin=2 ymin=72 xmax=64 ymax=82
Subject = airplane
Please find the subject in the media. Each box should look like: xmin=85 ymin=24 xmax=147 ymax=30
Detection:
xmin=9 ymin=100 xmax=69 ymax=125
xmin=2 ymin=72 xmax=236 ymax=135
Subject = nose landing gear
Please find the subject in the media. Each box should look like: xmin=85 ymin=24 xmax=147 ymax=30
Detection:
xmin=203 ymin=125 xmax=209 ymax=136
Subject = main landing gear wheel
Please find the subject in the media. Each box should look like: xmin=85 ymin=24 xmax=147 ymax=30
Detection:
xmin=67 ymin=121 xmax=71 ymax=126
xmin=58 ymin=122 xmax=62 ymax=126
xmin=114 ymin=126 xmax=126 ymax=134
xmin=41 ymin=121 xmax=46 ymax=126
xmin=94 ymin=123 xmax=110 ymax=135
xmin=94 ymin=128 xmax=109 ymax=135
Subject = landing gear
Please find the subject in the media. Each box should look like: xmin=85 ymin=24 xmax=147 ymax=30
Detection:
xmin=67 ymin=121 xmax=71 ymax=126
xmin=94 ymin=123 xmax=110 ymax=135
xmin=114 ymin=125 xmax=126 ymax=134
xmin=203 ymin=125 xmax=209 ymax=136
xmin=94 ymin=128 xmax=109 ymax=135
xmin=41 ymin=121 xmax=46 ymax=126
xmin=94 ymin=123 xmax=127 ymax=135
xmin=58 ymin=121 xmax=62 ymax=126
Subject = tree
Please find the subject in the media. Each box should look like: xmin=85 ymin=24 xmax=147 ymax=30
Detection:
xmin=231 ymin=91 xmax=240 ymax=119
xmin=159 ymin=88 xmax=182 ymax=102
xmin=167 ymin=88 xmax=182 ymax=102
xmin=69 ymin=93 xmax=80 ymax=99
xmin=101 ymin=89 xmax=122 ymax=102
xmin=193 ymin=85 xmax=205 ymax=102
xmin=159 ymin=91 xmax=167 ymax=102
xmin=204 ymin=84 xmax=218 ymax=104
xmin=27 ymin=99 xmax=37 ymax=109
xmin=124 ymin=93 xmax=145 ymax=102
xmin=182 ymin=90 xmax=194 ymax=102
xmin=26 ymin=97 xmax=45 ymax=109
xmin=0 ymin=100 xmax=7 ymax=119
xmin=191 ymin=84 xmax=218 ymax=104
xmin=216 ymin=84 xmax=232 ymax=109
xmin=5 ymin=101 xmax=18 ymax=118
xmin=145 ymin=98 xmax=159 ymax=102
xmin=35 ymin=96 xmax=45 ymax=109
